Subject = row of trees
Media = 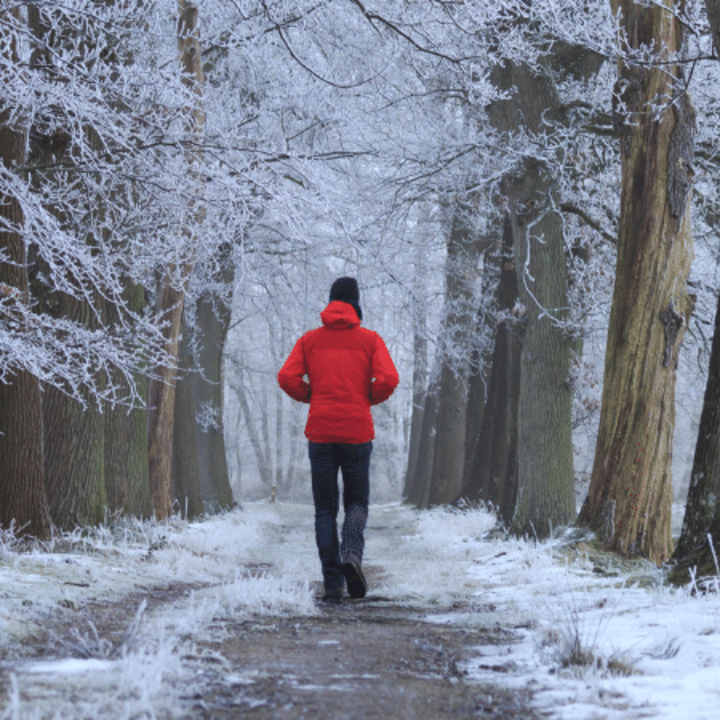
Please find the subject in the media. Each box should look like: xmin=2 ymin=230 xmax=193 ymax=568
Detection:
xmin=399 ymin=0 xmax=720 ymax=577
xmin=4 ymin=0 xmax=720 ymax=585
xmin=0 ymin=1 xmax=307 ymax=535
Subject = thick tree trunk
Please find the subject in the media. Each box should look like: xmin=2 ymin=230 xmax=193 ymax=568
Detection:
xmin=147 ymin=2 xmax=205 ymax=518
xmin=42 ymin=386 xmax=107 ymax=529
xmin=508 ymin=164 xmax=575 ymax=538
xmin=0 ymin=370 xmax=50 ymax=538
xmin=461 ymin=321 xmax=491 ymax=503
xmin=26 ymin=42 xmax=107 ymax=529
xmin=37 ymin=238 xmax=108 ymax=529
xmin=464 ymin=55 xmax=575 ymax=535
xmin=428 ymin=205 xmax=480 ymax=505
xmin=0 ymin=11 xmax=52 ymax=538
xmin=578 ymin=0 xmax=695 ymax=564
xmin=708 ymin=0 xmax=720 ymax=55
xmin=105 ymin=283 xmax=152 ymax=518
xmin=105 ymin=384 xmax=152 ymax=518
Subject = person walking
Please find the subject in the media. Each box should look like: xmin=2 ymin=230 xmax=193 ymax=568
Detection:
xmin=278 ymin=277 xmax=399 ymax=601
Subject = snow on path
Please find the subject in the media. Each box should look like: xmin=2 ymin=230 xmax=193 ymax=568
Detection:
xmin=0 ymin=502 xmax=718 ymax=718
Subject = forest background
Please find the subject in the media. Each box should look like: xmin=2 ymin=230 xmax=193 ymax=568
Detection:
xmin=2 ymin=0 xmax=720 ymax=582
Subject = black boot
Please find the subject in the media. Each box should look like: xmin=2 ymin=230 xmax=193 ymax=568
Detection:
xmin=322 ymin=584 xmax=344 ymax=602
xmin=341 ymin=557 xmax=367 ymax=599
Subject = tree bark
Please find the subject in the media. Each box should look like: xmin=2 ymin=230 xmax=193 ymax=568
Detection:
xmin=25 ymin=7 xmax=108 ymax=531
xmin=105 ymin=283 xmax=152 ymax=518
xmin=577 ymin=0 xmax=695 ymax=564
xmin=670 ymin=290 xmax=720 ymax=581
xmin=42 ymin=386 xmax=107 ymax=529
xmin=172 ymin=313 xmax=204 ymax=519
xmin=403 ymin=330 xmax=428 ymax=501
xmin=194 ymin=271 xmax=235 ymax=512
xmin=147 ymin=1 xmax=205 ymax=518
xmin=464 ymin=52 xmax=575 ymax=535
xmin=461 ymin=216 xmax=522 ymax=523
xmin=667 ymin=0 xmax=720 ymax=583
xmin=406 ymin=375 xmax=440 ymax=509
xmin=0 ymin=10 xmax=52 ymax=538
xmin=461 ymin=308 xmax=492 ymax=504
xmin=508 ymin=162 xmax=575 ymax=538
xmin=403 ymin=240 xmax=430 ymax=502
xmin=0 ymin=12 xmax=52 ymax=536
xmin=428 ymin=204 xmax=481 ymax=505
xmin=707 ymin=0 xmax=720 ymax=56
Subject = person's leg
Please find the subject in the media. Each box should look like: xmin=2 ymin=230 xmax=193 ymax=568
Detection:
xmin=308 ymin=442 xmax=344 ymax=592
xmin=339 ymin=441 xmax=372 ymax=562
xmin=338 ymin=442 xmax=372 ymax=598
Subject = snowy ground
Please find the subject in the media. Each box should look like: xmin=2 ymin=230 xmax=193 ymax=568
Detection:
xmin=0 ymin=502 xmax=718 ymax=719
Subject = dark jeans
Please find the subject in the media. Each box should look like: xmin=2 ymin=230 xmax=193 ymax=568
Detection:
xmin=308 ymin=441 xmax=372 ymax=589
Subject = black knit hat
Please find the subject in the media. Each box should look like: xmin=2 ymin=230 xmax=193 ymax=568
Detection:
xmin=329 ymin=277 xmax=362 ymax=321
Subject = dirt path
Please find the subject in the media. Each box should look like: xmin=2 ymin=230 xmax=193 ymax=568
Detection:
xmin=1 ymin=504 xmax=541 ymax=718
xmin=186 ymin=591 xmax=538 ymax=719
xmin=6 ymin=579 xmax=538 ymax=719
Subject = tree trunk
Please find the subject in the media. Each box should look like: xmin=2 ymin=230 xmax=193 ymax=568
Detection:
xmin=25 ymin=10 xmax=108 ymax=530
xmin=458 ymin=221 xmax=497 ymax=507
xmin=708 ymin=0 xmax=720 ymax=56
xmin=464 ymin=56 xmax=575 ymax=535
xmin=406 ymin=376 xmax=440 ymax=509
xmin=461 ymin=319 xmax=491 ymax=504
xmin=577 ymin=0 xmax=695 ymax=564
xmin=667 ymin=0 xmax=720 ymax=583
xmin=403 ymin=240 xmax=430 ymax=502
xmin=170 ymin=311 xmax=203 ymax=518
xmin=508 ymin=163 xmax=575 ymax=538
xmin=147 ymin=1 xmax=205 ymax=518
xmin=428 ymin=204 xmax=481 ymax=505
xmin=284 ymin=403 xmax=303 ymax=499
xmin=461 ymin=216 xmax=523 ymax=521
xmin=403 ymin=328 xmax=428 ymax=501
xmin=194 ymin=272 xmax=235 ymax=512
xmin=669 ymin=290 xmax=720 ymax=581
xmin=0 ymin=10 xmax=51 ymax=539
xmin=234 ymin=369 xmax=274 ymax=490
xmin=42 ymin=387 xmax=107 ymax=529
xmin=105 ymin=283 xmax=152 ymax=518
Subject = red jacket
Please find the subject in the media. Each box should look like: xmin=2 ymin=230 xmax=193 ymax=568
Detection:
xmin=278 ymin=301 xmax=399 ymax=443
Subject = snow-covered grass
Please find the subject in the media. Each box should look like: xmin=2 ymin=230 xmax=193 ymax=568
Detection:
xmin=0 ymin=503 xmax=318 ymax=718
xmin=2 ymin=501 xmax=720 ymax=718
xmin=379 ymin=503 xmax=720 ymax=720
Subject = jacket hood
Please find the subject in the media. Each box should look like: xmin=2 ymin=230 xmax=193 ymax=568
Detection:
xmin=320 ymin=300 xmax=361 ymax=329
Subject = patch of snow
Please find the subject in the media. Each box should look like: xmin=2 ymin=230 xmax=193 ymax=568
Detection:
xmin=25 ymin=659 xmax=114 ymax=675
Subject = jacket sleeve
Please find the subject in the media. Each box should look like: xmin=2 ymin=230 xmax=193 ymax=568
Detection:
xmin=278 ymin=336 xmax=311 ymax=403
xmin=369 ymin=334 xmax=399 ymax=406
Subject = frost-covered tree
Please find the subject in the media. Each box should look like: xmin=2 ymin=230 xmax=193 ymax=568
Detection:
xmin=578 ymin=0 xmax=696 ymax=564
xmin=0 ymin=7 xmax=51 ymax=538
